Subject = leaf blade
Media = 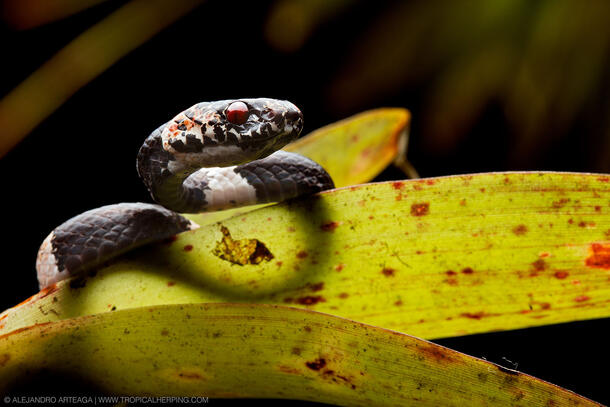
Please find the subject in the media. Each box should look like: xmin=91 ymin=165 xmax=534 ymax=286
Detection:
xmin=0 ymin=303 xmax=599 ymax=405
xmin=2 ymin=172 xmax=610 ymax=341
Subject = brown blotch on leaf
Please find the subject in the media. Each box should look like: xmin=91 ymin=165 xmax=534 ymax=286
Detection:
xmin=38 ymin=283 xmax=59 ymax=299
xmin=303 ymin=326 xmax=312 ymax=332
xmin=552 ymin=198 xmax=570 ymax=208
xmin=306 ymin=358 xmax=327 ymax=371
xmin=278 ymin=365 xmax=301 ymax=375
xmin=512 ymin=224 xmax=528 ymax=235
xmin=446 ymin=270 xmax=457 ymax=276
xmin=574 ymin=295 xmax=591 ymax=302
xmin=183 ymin=244 xmax=193 ymax=252
xmin=392 ymin=182 xmax=404 ymax=190
xmin=296 ymin=250 xmax=308 ymax=259
xmin=461 ymin=312 xmax=486 ymax=320
xmin=532 ymin=259 xmax=547 ymax=272
xmin=461 ymin=267 xmax=474 ymax=275
xmin=554 ymin=271 xmax=569 ymax=279
xmin=320 ymin=221 xmax=339 ymax=232
xmin=295 ymin=296 xmax=326 ymax=305
xmin=167 ymin=281 xmax=176 ymax=287
xmin=418 ymin=344 xmax=456 ymax=365
xmin=177 ymin=371 xmax=203 ymax=381
xmin=410 ymin=202 xmax=429 ymax=216
xmin=291 ymin=347 xmax=302 ymax=355
xmin=338 ymin=292 xmax=349 ymax=299
xmin=212 ymin=226 xmax=273 ymax=265
xmin=394 ymin=300 xmax=403 ymax=306
xmin=585 ymin=243 xmax=610 ymax=269
xmin=161 ymin=329 xmax=169 ymax=336
xmin=0 ymin=354 xmax=9 ymax=367
xmin=334 ymin=263 xmax=345 ymax=272
xmin=381 ymin=267 xmax=396 ymax=277
xmin=307 ymin=282 xmax=324 ymax=292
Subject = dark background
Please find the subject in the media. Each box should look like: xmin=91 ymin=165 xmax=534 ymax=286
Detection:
xmin=0 ymin=0 xmax=608 ymax=404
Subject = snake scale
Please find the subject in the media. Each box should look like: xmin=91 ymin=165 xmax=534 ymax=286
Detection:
xmin=36 ymin=98 xmax=334 ymax=288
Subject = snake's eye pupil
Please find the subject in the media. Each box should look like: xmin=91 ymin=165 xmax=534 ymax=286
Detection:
xmin=226 ymin=101 xmax=249 ymax=125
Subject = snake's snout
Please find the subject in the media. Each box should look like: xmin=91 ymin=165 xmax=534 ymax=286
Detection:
xmin=283 ymin=102 xmax=303 ymax=137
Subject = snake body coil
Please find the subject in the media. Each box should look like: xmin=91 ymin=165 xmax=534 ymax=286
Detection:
xmin=36 ymin=98 xmax=334 ymax=288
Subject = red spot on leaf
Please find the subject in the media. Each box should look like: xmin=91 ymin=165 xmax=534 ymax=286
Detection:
xmin=334 ymin=263 xmax=345 ymax=272
xmin=461 ymin=267 xmax=474 ymax=275
xmin=39 ymin=283 xmax=58 ymax=299
xmin=183 ymin=244 xmax=193 ymax=252
xmin=552 ymin=198 xmax=570 ymax=208
xmin=295 ymin=296 xmax=326 ymax=305
xmin=394 ymin=300 xmax=403 ymax=306
xmin=532 ymin=259 xmax=547 ymax=272
xmin=513 ymin=225 xmax=528 ymax=235
xmin=461 ymin=312 xmax=486 ymax=320
xmin=585 ymin=243 xmax=610 ymax=269
xmin=410 ymin=203 xmax=429 ymax=216
xmin=381 ymin=267 xmax=396 ymax=277
xmin=554 ymin=271 xmax=569 ymax=279
xmin=392 ymin=182 xmax=404 ymax=190
xmin=306 ymin=358 xmax=326 ymax=370
xmin=167 ymin=281 xmax=176 ymax=287
xmin=574 ymin=295 xmax=590 ymax=303
xmin=418 ymin=344 xmax=458 ymax=365
xmin=320 ymin=221 xmax=339 ymax=232
xmin=595 ymin=206 xmax=601 ymax=212
xmin=446 ymin=270 xmax=457 ymax=276
xmin=278 ymin=365 xmax=301 ymax=375
xmin=307 ymin=282 xmax=324 ymax=292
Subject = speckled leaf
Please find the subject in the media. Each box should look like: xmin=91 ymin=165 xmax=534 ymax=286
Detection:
xmin=187 ymin=107 xmax=410 ymax=226
xmin=3 ymin=172 xmax=610 ymax=343
xmin=0 ymin=303 xmax=599 ymax=405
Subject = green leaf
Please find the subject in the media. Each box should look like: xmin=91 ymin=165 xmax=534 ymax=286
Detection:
xmin=0 ymin=304 xmax=599 ymax=405
xmin=3 ymin=172 xmax=609 ymax=342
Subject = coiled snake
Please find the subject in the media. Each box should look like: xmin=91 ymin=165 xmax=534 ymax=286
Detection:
xmin=36 ymin=98 xmax=334 ymax=288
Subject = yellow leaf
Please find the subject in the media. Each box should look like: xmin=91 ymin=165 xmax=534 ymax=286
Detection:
xmin=2 ymin=172 xmax=609 ymax=342
xmin=0 ymin=304 xmax=598 ymax=405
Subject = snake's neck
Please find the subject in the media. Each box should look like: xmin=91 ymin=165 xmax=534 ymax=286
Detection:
xmin=136 ymin=127 xmax=203 ymax=213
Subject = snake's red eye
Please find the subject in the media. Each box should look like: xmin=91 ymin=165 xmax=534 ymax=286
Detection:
xmin=226 ymin=101 xmax=249 ymax=125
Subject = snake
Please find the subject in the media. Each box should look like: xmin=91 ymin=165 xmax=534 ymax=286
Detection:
xmin=36 ymin=98 xmax=334 ymax=288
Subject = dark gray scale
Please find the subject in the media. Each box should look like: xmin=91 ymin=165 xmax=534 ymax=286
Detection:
xmin=233 ymin=151 xmax=334 ymax=204
xmin=36 ymin=203 xmax=194 ymax=287
xmin=37 ymin=98 xmax=334 ymax=288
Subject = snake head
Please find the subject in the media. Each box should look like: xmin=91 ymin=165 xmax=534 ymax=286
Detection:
xmin=161 ymin=98 xmax=303 ymax=167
